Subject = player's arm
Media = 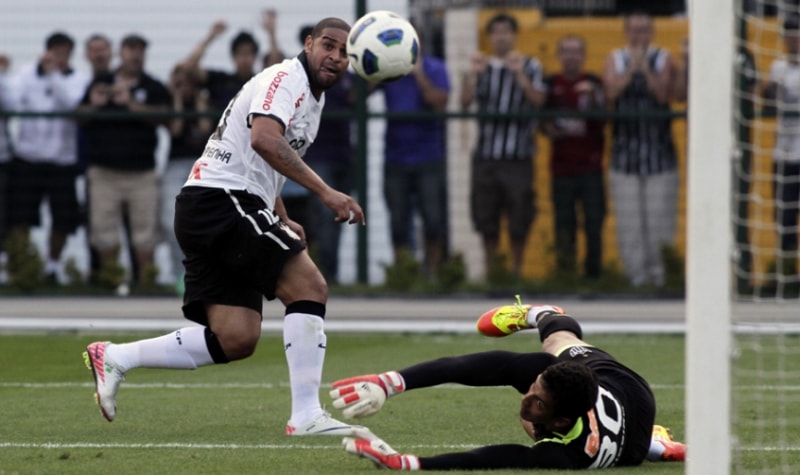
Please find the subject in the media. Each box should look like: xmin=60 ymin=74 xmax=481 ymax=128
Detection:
xmin=603 ymin=53 xmax=630 ymax=103
xmin=345 ymin=437 xmax=572 ymax=471
xmin=331 ymin=351 xmax=557 ymax=418
xmin=274 ymin=195 xmax=307 ymax=242
xmin=642 ymin=51 xmax=673 ymax=105
xmin=411 ymin=60 xmax=449 ymax=111
xmin=460 ymin=51 xmax=486 ymax=108
xmin=179 ymin=20 xmax=227 ymax=85
xmin=250 ymin=115 xmax=364 ymax=225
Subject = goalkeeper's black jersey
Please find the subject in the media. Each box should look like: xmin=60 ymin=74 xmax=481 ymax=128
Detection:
xmin=414 ymin=346 xmax=655 ymax=471
xmin=526 ymin=345 xmax=655 ymax=469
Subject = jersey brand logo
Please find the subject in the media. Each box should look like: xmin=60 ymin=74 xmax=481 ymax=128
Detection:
xmin=295 ymin=92 xmax=305 ymax=109
xmin=262 ymin=71 xmax=289 ymax=111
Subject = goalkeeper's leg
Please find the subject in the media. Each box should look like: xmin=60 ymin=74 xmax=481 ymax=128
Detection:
xmin=536 ymin=312 xmax=589 ymax=356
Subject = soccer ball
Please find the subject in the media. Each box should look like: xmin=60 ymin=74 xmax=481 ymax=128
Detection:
xmin=347 ymin=10 xmax=419 ymax=83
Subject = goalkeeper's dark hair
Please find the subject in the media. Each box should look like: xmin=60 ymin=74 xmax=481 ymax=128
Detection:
xmin=311 ymin=18 xmax=351 ymax=39
xmin=541 ymin=361 xmax=598 ymax=421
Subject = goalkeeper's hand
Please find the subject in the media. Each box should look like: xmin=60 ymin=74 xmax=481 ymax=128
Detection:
xmin=343 ymin=435 xmax=420 ymax=471
xmin=329 ymin=371 xmax=405 ymax=419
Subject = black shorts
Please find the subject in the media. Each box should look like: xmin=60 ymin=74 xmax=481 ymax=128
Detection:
xmin=174 ymin=186 xmax=306 ymax=325
xmin=7 ymin=158 xmax=82 ymax=232
xmin=558 ymin=345 xmax=655 ymax=466
xmin=470 ymin=159 xmax=535 ymax=239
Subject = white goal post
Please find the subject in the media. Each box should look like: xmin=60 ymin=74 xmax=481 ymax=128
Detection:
xmin=686 ymin=0 xmax=734 ymax=474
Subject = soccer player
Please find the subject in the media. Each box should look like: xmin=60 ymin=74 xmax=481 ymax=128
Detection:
xmin=83 ymin=17 xmax=366 ymax=437
xmin=331 ymin=297 xmax=686 ymax=469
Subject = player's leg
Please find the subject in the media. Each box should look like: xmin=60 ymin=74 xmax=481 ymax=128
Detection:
xmin=82 ymin=187 xmax=255 ymax=422
xmin=610 ymin=170 xmax=648 ymax=286
xmin=580 ymin=171 xmax=606 ymax=278
xmin=470 ymin=160 xmax=502 ymax=274
xmin=273 ymin=249 xmax=335 ymax=433
xmin=475 ymin=295 xmax=587 ymax=354
xmin=504 ymin=160 xmax=535 ymax=276
xmin=642 ymin=170 xmax=678 ymax=286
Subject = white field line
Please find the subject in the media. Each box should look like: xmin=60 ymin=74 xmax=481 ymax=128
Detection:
xmin=0 ymin=442 xmax=794 ymax=452
xmin=6 ymin=381 xmax=800 ymax=391
xmin=0 ymin=381 xmax=689 ymax=390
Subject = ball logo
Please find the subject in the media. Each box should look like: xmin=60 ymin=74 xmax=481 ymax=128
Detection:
xmin=262 ymin=71 xmax=289 ymax=111
xmin=348 ymin=16 xmax=376 ymax=45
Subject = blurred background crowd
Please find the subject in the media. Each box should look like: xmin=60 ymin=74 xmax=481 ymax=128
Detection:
xmin=0 ymin=0 xmax=796 ymax=297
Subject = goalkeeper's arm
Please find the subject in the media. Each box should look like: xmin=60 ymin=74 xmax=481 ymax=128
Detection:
xmin=331 ymin=351 xmax=557 ymax=418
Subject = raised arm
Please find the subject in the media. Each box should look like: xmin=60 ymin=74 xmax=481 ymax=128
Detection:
xmin=460 ymin=51 xmax=487 ymax=108
xmin=180 ymin=20 xmax=228 ymax=84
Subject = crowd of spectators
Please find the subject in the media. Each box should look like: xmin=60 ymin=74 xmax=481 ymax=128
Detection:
xmin=1 ymin=10 xmax=790 ymax=293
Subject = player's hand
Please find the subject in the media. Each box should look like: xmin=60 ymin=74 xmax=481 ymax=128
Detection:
xmin=320 ymin=188 xmax=365 ymax=225
xmin=262 ymin=9 xmax=277 ymax=34
xmin=470 ymin=51 xmax=488 ymax=74
xmin=330 ymin=371 xmax=405 ymax=419
xmin=505 ymin=51 xmax=525 ymax=75
xmin=39 ymin=50 xmax=58 ymax=74
xmin=209 ymin=20 xmax=227 ymax=39
xmin=343 ymin=436 xmax=420 ymax=470
xmin=282 ymin=217 xmax=306 ymax=242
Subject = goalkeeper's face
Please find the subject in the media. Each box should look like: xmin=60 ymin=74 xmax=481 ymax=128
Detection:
xmin=519 ymin=375 xmax=558 ymax=428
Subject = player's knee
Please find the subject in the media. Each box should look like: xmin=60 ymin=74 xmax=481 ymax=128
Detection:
xmin=212 ymin=328 xmax=259 ymax=361
xmin=278 ymin=258 xmax=328 ymax=303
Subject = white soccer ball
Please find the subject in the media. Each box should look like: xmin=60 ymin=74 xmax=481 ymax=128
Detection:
xmin=347 ymin=10 xmax=419 ymax=83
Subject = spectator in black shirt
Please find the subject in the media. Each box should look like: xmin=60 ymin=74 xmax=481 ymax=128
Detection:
xmin=180 ymin=20 xmax=259 ymax=114
xmin=80 ymin=34 xmax=170 ymax=287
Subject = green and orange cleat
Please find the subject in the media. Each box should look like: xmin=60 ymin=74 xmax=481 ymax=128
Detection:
xmin=476 ymin=295 xmax=565 ymax=337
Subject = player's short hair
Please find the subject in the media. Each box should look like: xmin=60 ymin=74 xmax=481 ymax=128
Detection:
xmin=623 ymin=11 xmax=653 ymax=30
xmin=85 ymin=33 xmax=112 ymax=48
xmin=231 ymin=31 xmax=259 ymax=56
xmin=45 ymin=32 xmax=74 ymax=50
xmin=557 ymin=34 xmax=586 ymax=53
xmin=310 ymin=17 xmax=351 ymax=39
xmin=541 ymin=361 xmax=599 ymax=421
xmin=298 ymin=25 xmax=314 ymax=46
xmin=486 ymin=13 xmax=518 ymax=34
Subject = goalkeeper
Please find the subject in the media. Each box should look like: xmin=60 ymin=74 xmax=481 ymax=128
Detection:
xmin=330 ymin=297 xmax=685 ymax=470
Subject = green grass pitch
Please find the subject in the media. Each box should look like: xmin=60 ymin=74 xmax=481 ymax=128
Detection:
xmin=0 ymin=331 xmax=791 ymax=474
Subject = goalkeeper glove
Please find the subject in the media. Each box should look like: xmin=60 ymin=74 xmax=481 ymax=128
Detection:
xmin=329 ymin=371 xmax=405 ymax=419
xmin=343 ymin=436 xmax=420 ymax=470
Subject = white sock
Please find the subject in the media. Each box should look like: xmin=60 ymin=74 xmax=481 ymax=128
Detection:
xmin=647 ymin=436 xmax=666 ymax=461
xmin=106 ymin=327 xmax=215 ymax=372
xmin=284 ymin=313 xmax=326 ymax=426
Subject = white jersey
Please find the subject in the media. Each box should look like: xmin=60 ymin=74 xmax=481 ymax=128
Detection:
xmin=9 ymin=63 xmax=89 ymax=165
xmin=769 ymin=58 xmax=800 ymax=161
xmin=184 ymin=56 xmax=324 ymax=209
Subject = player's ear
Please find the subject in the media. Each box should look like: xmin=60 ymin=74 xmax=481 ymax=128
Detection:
xmin=552 ymin=416 xmax=573 ymax=433
xmin=304 ymin=35 xmax=313 ymax=54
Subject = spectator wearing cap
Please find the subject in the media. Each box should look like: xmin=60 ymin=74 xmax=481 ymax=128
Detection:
xmin=6 ymin=31 xmax=89 ymax=284
xmin=179 ymin=20 xmax=259 ymax=114
xmin=79 ymin=33 xmax=170 ymax=287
